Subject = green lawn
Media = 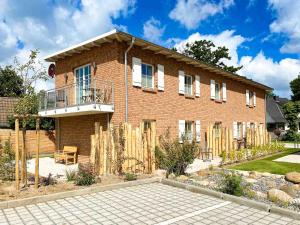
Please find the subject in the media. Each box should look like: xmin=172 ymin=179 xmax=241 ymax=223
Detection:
xmin=230 ymin=148 xmax=300 ymax=175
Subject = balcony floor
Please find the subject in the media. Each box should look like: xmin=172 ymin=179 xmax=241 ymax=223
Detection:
xmin=39 ymin=103 xmax=114 ymax=117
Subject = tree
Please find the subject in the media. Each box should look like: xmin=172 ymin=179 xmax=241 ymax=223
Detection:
xmin=13 ymin=49 xmax=48 ymax=94
xmin=282 ymin=101 xmax=300 ymax=141
xmin=0 ymin=66 xmax=24 ymax=97
xmin=290 ymin=74 xmax=300 ymax=101
xmin=176 ymin=40 xmax=242 ymax=73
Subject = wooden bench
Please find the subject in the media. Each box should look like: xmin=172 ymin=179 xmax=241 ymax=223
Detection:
xmin=54 ymin=146 xmax=78 ymax=165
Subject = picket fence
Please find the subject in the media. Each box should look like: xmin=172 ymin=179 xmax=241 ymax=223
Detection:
xmin=206 ymin=124 xmax=272 ymax=157
xmin=90 ymin=122 xmax=157 ymax=175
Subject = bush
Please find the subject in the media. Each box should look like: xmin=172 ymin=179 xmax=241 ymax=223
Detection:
xmin=124 ymin=172 xmax=137 ymax=181
xmin=0 ymin=140 xmax=15 ymax=181
xmin=66 ymin=169 xmax=77 ymax=182
xmin=75 ymin=163 xmax=96 ymax=186
xmin=282 ymin=131 xmax=300 ymax=142
xmin=41 ymin=173 xmax=56 ymax=186
xmin=218 ymin=172 xmax=244 ymax=196
xmin=155 ymin=131 xmax=199 ymax=176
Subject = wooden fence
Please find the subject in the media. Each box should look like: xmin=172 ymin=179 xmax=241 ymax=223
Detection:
xmin=206 ymin=124 xmax=272 ymax=157
xmin=90 ymin=122 xmax=157 ymax=175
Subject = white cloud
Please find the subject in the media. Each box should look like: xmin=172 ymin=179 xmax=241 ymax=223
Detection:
xmin=240 ymin=52 xmax=300 ymax=97
xmin=174 ymin=30 xmax=246 ymax=66
xmin=0 ymin=0 xmax=136 ymax=90
xmin=169 ymin=0 xmax=234 ymax=30
xmin=173 ymin=30 xmax=300 ymax=97
xmin=143 ymin=17 xmax=166 ymax=44
xmin=268 ymin=0 xmax=300 ymax=54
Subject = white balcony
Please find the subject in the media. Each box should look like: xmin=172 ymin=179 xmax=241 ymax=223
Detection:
xmin=39 ymin=79 xmax=114 ymax=117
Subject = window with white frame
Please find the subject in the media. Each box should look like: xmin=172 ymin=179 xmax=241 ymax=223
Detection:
xmin=143 ymin=120 xmax=155 ymax=132
xmin=214 ymin=122 xmax=222 ymax=138
xmin=142 ymin=63 xmax=154 ymax=88
xmin=215 ymin=82 xmax=221 ymax=100
xmin=185 ymin=121 xmax=193 ymax=140
xmin=237 ymin=122 xmax=243 ymax=139
xmin=184 ymin=75 xmax=193 ymax=95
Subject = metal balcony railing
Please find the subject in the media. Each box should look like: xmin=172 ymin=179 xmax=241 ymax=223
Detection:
xmin=39 ymin=79 xmax=114 ymax=111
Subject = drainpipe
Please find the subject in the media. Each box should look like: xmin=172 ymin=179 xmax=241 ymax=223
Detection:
xmin=124 ymin=37 xmax=135 ymax=122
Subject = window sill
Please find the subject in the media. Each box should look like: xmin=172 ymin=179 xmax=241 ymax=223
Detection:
xmin=142 ymin=87 xmax=156 ymax=93
xmin=184 ymin=94 xmax=195 ymax=99
xmin=214 ymin=99 xmax=223 ymax=103
xmin=248 ymin=105 xmax=255 ymax=108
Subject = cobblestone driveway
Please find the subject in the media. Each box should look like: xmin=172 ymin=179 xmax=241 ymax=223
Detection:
xmin=0 ymin=183 xmax=299 ymax=225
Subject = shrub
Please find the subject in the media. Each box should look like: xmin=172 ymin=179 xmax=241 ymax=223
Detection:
xmin=66 ymin=169 xmax=77 ymax=182
xmin=155 ymin=131 xmax=199 ymax=175
xmin=0 ymin=140 xmax=15 ymax=181
xmin=75 ymin=163 xmax=96 ymax=186
xmin=124 ymin=172 xmax=137 ymax=181
xmin=218 ymin=172 xmax=244 ymax=196
xmin=282 ymin=131 xmax=300 ymax=142
xmin=41 ymin=173 xmax=56 ymax=186
xmin=220 ymin=151 xmax=227 ymax=164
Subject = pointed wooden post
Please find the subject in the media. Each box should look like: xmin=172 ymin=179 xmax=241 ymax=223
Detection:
xmin=15 ymin=117 xmax=20 ymax=191
xmin=35 ymin=117 xmax=40 ymax=189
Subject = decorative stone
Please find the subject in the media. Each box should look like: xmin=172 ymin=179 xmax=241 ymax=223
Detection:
xmin=267 ymin=189 xmax=293 ymax=203
xmin=245 ymin=178 xmax=257 ymax=183
xmin=176 ymin=175 xmax=189 ymax=182
xmin=290 ymin=198 xmax=300 ymax=205
xmin=238 ymin=171 xmax=249 ymax=177
xmin=154 ymin=169 xmax=167 ymax=178
xmin=168 ymin=173 xmax=176 ymax=179
xmin=292 ymin=184 xmax=300 ymax=191
xmin=263 ymin=180 xmax=277 ymax=189
xmin=255 ymin=191 xmax=267 ymax=199
xmin=261 ymin=172 xmax=272 ymax=177
xmin=285 ymin=172 xmax=300 ymax=184
xmin=248 ymin=171 xmax=259 ymax=178
xmin=195 ymin=180 xmax=209 ymax=186
xmin=280 ymin=185 xmax=297 ymax=198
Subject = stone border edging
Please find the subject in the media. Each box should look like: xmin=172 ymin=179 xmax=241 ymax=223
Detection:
xmin=161 ymin=179 xmax=300 ymax=220
xmin=0 ymin=177 xmax=161 ymax=209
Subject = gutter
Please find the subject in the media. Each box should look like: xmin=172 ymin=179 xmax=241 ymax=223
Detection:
xmin=124 ymin=37 xmax=135 ymax=122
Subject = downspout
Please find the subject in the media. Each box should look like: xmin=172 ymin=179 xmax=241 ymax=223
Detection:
xmin=124 ymin=37 xmax=135 ymax=122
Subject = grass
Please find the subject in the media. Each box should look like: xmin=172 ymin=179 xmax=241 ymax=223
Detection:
xmin=230 ymin=148 xmax=300 ymax=175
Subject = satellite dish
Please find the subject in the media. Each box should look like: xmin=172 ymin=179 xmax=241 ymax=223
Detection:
xmin=48 ymin=64 xmax=55 ymax=78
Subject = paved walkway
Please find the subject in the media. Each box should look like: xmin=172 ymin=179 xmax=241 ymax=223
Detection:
xmin=0 ymin=183 xmax=299 ymax=225
xmin=274 ymin=151 xmax=300 ymax=164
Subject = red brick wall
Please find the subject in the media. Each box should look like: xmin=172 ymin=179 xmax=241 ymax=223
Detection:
xmin=54 ymin=40 xmax=267 ymax=154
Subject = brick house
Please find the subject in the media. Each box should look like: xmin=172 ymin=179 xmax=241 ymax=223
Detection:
xmin=39 ymin=30 xmax=272 ymax=162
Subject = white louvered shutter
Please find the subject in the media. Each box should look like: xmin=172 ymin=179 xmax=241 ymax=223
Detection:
xmin=222 ymin=82 xmax=227 ymax=101
xmin=195 ymin=120 xmax=201 ymax=142
xmin=242 ymin=122 xmax=246 ymax=138
xmin=246 ymin=90 xmax=250 ymax=106
xmin=195 ymin=75 xmax=200 ymax=97
xmin=132 ymin=57 xmax=141 ymax=87
xmin=210 ymin=80 xmax=215 ymax=99
xmin=157 ymin=64 xmax=164 ymax=91
xmin=253 ymin=92 xmax=256 ymax=107
xmin=178 ymin=120 xmax=185 ymax=143
xmin=178 ymin=70 xmax=185 ymax=94
xmin=233 ymin=121 xmax=238 ymax=139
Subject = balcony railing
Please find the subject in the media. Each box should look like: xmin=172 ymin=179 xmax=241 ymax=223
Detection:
xmin=39 ymin=79 xmax=114 ymax=111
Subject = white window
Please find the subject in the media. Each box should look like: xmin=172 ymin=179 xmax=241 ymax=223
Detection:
xmin=247 ymin=90 xmax=256 ymax=107
xmin=237 ymin=122 xmax=243 ymax=139
xmin=143 ymin=120 xmax=155 ymax=132
xmin=214 ymin=122 xmax=222 ymax=138
xmin=215 ymin=82 xmax=221 ymax=100
xmin=184 ymin=75 xmax=193 ymax=95
xmin=185 ymin=121 xmax=193 ymax=141
xmin=142 ymin=63 xmax=154 ymax=88
xmin=75 ymin=64 xmax=91 ymax=104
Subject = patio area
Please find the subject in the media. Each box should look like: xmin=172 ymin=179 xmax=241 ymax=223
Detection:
xmin=27 ymin=157 xmax=78 ymax=180
xmin=274 ymin=151 xmax=300 ymax=164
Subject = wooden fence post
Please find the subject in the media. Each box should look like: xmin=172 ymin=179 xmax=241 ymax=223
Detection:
xmin=35 ymin=117 xmax=40 ymax=189
xmin=15 ymin=117 xmax=20 ymax=191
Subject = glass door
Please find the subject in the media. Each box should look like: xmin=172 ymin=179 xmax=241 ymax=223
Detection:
xmin=75 ymin=65 xmax=91 ymax=104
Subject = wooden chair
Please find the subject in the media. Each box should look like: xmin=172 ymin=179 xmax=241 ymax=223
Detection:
xmin=54 ymin=146 xmax=78 ymax=165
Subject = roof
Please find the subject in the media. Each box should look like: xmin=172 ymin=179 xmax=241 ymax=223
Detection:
xmin=266 ymin=96 xmax=287 ymax=123
xmin=44 ymin=29 xmax=273 ymax=91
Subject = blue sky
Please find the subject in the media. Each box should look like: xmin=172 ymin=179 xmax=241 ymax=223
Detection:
xmin=1 ymin=0 xmax=300 ymax=97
